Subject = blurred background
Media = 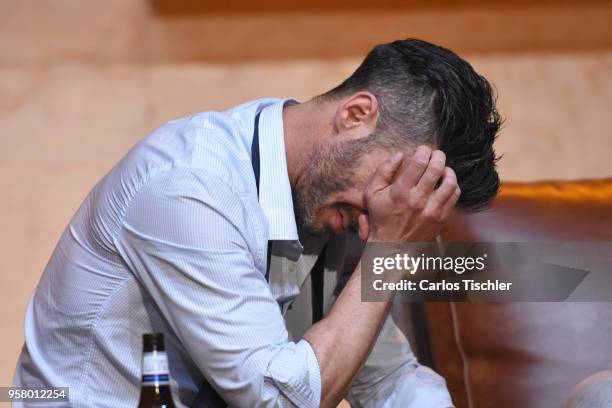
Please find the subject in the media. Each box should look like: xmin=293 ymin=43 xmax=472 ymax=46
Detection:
xmin=1 ymin=0 xmax=611 ymax=390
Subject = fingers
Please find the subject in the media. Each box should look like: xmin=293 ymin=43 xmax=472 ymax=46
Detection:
xmin=429 ymin=166 xmax=458 ymax=208
xmin=414 ymin=150 xmax=446 ymax=195
xmin=420 ymin=166 xmax=460 ymax=222
xmin=366 ymin=152 xmax=404 ymax=195
xmin=440 ymin=185 xmax=461 ymax=221
xmin=358 ymin=213 xmax=370 ymax=241
xmin=390 ymin=146 xmax=432 ymax=198
xmin=363 ymin=144 xmax=460 ymax=243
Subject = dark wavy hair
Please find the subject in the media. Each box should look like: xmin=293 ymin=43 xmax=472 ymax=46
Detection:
xmin=319 ymin=39 xmax=502 ymax=211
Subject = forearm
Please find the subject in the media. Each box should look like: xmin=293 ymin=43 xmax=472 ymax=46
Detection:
xmin=304 ymin=148 xmax=459 ymax=407
xmin=303 ymin=262 xmax=391 ymax=408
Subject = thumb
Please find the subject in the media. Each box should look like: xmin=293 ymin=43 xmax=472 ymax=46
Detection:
xmin=367 ymin=152 xmax=404 ymax=193
xmin=358 ymin=213 xmax=370 ymax=241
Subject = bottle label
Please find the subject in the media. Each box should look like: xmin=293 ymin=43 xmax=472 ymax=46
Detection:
xmin=141 ymin=351 xmax=170 ymax=386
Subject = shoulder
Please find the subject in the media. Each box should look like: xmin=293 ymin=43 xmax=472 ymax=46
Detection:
xmin=90 ymin=110 xmax=260 ymax=246
xmin=121 ymin=107 xmax=258 ymax=197
xmin=187 ymin=111 xmax=254 ymax=195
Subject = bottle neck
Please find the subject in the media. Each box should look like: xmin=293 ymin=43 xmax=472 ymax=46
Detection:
xmin=141 ymin=349 xmax=170 ymax=387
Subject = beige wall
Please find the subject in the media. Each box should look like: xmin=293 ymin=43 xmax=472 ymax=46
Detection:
xmin=1 ymin=0 xmax=611 ymax=390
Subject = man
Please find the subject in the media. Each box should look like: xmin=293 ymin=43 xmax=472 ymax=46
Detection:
xmin=14 ymin=39 xmax=501 ymax=407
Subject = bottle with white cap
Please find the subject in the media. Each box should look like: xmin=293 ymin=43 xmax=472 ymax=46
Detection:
xmin=137 ymin=333 xmax=176 ymax=408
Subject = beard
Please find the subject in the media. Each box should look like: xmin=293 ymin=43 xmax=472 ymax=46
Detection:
xmin=292 ymin=138 xmax=371 ymax=233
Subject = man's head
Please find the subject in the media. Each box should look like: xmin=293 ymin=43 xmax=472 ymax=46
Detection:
xmin=290 ymin=39 xmax=502 ymax=234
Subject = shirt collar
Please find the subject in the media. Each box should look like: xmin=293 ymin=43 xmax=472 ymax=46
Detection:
xmin=257 ymin=99 xmax=300 ymax=242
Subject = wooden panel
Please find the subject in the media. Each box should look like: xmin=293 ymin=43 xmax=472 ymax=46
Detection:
xmin=145 ymin=3 xmax=612 ymax=61
xmin=150 ymin=0 xmax=611 ymax=15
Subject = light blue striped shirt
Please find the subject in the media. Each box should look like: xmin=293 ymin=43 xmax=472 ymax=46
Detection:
xmin=14 ymin=98 xmax=321 ymax=407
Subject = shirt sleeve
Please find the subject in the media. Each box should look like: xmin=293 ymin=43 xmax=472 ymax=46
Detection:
xmin=113 ymin=166 xmax=321 ymax=408
xmin=345 ymin=315 xmax=453 ymax=408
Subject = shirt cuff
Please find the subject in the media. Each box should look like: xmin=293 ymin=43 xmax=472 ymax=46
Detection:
xmin=264 ymin=339 xmax=321 ymax=408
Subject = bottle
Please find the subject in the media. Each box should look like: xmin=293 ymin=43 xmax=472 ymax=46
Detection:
xmin=138 ymin=333 xmax=176 ymax=408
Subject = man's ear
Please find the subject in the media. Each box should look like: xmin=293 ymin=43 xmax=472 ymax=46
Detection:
xmin=333 ymin=92 xmax=379 ymax=137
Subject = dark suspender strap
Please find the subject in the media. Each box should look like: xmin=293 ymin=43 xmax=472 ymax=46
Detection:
xmin=311 ymin=245 xmax=327 ymax=324
xmin=250 ymin=112 xmax=273 ymax=281
xmin=410 ymin=303 xmax=435 ymax=369
xmin=251 ymin=112 xmax=262 ymax=196
xmin=265 ymin=244 xmax=272 ymax=282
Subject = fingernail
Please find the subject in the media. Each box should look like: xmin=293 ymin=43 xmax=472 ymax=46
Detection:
xmin=391 ymin=152 xmax=403 ymax=162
